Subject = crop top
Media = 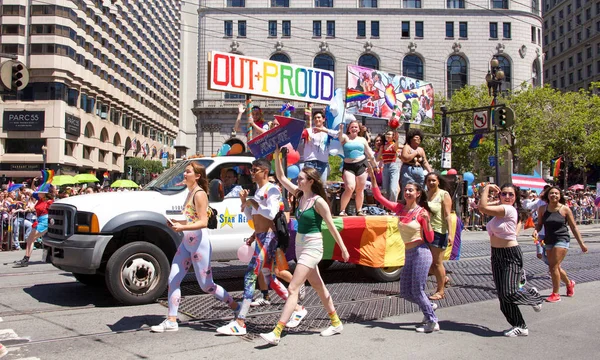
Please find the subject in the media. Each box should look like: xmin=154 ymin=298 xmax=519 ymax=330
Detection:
xmin=296 ymin=196 xmax=323 ymax=234
xmin=372 ymin=186 xmax=433 ymax=244
xmin=343 ymin=138 xmax=365 ymax=159
xmin=243 ymin=183 xmax=281 ymax=221
xmin=380 ymin=142 xmax=398 ymax=164
xmin=34 ymin=199 xmax=53 ymax=217
xmin=486 ymin=204 xmax=518 ymax=241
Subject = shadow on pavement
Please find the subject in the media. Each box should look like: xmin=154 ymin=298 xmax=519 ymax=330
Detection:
xmin=23 ymin=282 xmax=118 ymax=307
xmin=108 ymin=315 xmax=165 ymax=331
xmin=365 ymin=319 xmax=503 ymax=337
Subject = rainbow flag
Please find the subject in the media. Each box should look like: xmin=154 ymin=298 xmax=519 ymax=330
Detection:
xmin=469 ymin=133 xmax=484 ymax=149
xmin=287 ymin=215 xmax=462 ymax=267
xmin=552 ymin=157 xmax=562 ymax=177
xmin=402 ymin=89 xmax=418 ymax=99
xmin=346 ymin=88 xmax=372 ymax=103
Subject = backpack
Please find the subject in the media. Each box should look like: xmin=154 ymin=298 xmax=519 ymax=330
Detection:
xmin=273 ymin=211 xmax=290 ymax=250
xmin=192 ymin=189 xmax=219 ymax=230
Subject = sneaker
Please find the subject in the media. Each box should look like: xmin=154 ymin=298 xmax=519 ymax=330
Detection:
xmin=299 ymin=284 xmax=306 ymax=301
xmin=503 ymin=326 xmax=528 ymax=337
xmin=286 ymin=307 xmax=308 ymax=328
xmin=250 ymin=296 xmax=271 ymax=307
xmin=566 ymin=280 xmax=575 ymax=297
xmin=13 ymin=258 xmax=29 ymax=268
xmin=259 ymin=331 xmax=280 ymax=345
xmin=532 ymin=302 xmax=543 ymax=312
xmin=415 ymin=321 xmax=440 ymax=333
xmin=0 ymin=343 xmax=7 ymax=358
xmin=216 ymin=320 xmax=246 ymax=336
xmin=150 ymin=319 xmax=178 ymax=333
xmin=320 ymin=324 xmax=343 ymax=337
xmin=419 ymin=303 xmax=439 ymax=326
xmin=546 ymin=293 xmax=561 ymax=303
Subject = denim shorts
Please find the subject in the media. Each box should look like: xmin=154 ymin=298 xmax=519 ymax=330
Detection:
xmin=544 ymin=240 xmax=570 ymax=250
xmin=429 ymin=231 xmax=448 ymax=249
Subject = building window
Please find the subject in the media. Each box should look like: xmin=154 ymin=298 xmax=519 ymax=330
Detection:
xmin=531 ymin=26 xmax=536 ymax=43
xmin=83 ymin=145 xmax=92 ymax=160
xmin=314 ymin=53 xmax=334 ymax=71
xmin=326 ymin=21 xmax=335 ymax=37
xmin=403 ymin=55 xmax=424 ymax=80
xmin=496 ymin=55 xmax=511 ymax=92
xmin=1 ymin=24 xmax=25 ymax=35
xmin=503 ymin=22 xmax=511 ymax=39
xmin=459 ymin=22 xmax=468 ymax=38
xmin=227 ymin=0 xmax=245 ymax=6
xmin=271 ymin=0 xmax=289 ymax=6
xmin=403 ymin=0 xmax=422 ymax=8
xmin=270 ymin=53 xmax=290 ymax=63
xmin=282 ymin=21 xmax=291 ymax=37
xmin=568 ymin=57 xmax=573 ymax=67
xmin=371 ymin=21 xmax=380 ymax=37
xmin=357 ymin=21 xmax=366 ymax=37
xmin=313 ymin=21 xmax=321 ymax=37
xmin=65 ymin=141 xmax=75 ymax=156
xmin=577 ymin=52 xmax=582 ymax=63
xmin=532 ymin=0 xmax=539 ymax=13
xmin=224 ymin=21 xmax=233 ymax=37
xmin=490 ymin=22 xmax=498 ymax=38
xmin=358 ymin=53 xmax=379 ymax=70
xmin=568 ymin=73 xmax=573 ymax=84
xmin=447 ymin=55 xmax=467 ymax=98
xmin=560 ymin=61 xmax=564 ymax=71
xmin=224 ymin=92 xmax=245 ymax=100
xmin=359 ymin=0 xmax=378 ymax=7
xmin=492 ymin=0 xmax=508 ymax=9
xmin=315 ymin=0 xmax=333 ymax=6
xmin=446 ymin=22 xmax=454 ymax=38
xmin=5 ymin=139 xmax=46 ymax=154
xmin=238 ymin=20 xmax=246 ymax=37
xmin=415 ymin=21 xmax=424 ymax=38
xmin=447 ymin=0 xmax=465 ymax=8
xmin=268 ymin=20 xmax=277 ymax=37
xmin=577 ymin=69 xmax=582 ymax=81
xmin=402 ymin=21 xmax=410 ymax=38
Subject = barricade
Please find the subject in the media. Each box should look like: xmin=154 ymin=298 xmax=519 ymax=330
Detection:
xmin=1 ymin=210 xmax=30 ymax=251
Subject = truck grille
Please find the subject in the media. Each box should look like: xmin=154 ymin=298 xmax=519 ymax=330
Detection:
xmin=47 ymin=204 xmax=76 ymax=240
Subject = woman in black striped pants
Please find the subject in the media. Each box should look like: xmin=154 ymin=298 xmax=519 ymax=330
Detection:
xmin=479 ymin=183 xmax=544 ymax=337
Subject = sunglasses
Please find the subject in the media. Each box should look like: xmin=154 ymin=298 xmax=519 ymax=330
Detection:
xmin=250 ymin=168 xmax=265 ymax=173
xmin=500 ymin=192 xmax=515 ymax=198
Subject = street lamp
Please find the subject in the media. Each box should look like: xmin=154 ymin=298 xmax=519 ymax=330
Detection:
xmin=41 ymin=145 xmax=48 ymax=170
xmin=485 ymin=56 xmax=505 ymax=185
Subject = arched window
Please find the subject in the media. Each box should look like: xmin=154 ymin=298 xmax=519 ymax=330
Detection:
xmin=100 ymin=128 xmax=109 ymax=142
xmin=447 ymin=55 xmax=468 ymax=98
xmin=402 ymin=55 xmax=424 ymax=80
xmin=358 ymin=53 xmax=379 ymax=70
xmin=496 ymin=55 xmax=512 ymax=92
xmin=113 ymin=132 xmax=122 ymax=146
xmin=313 ymin=53 xmax=335 ymax=72
xmin=270 ymin=53 xmax=290 ymax=63
xmin=531 ymin=60 xmax=541 ymax=88
xmin=84 ymin=122 xmax=95 ymax=138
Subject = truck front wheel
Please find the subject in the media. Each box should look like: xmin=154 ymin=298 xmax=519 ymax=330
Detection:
xmin=359 ymin=265 xmax=402 ymax=282
xmin=105 ymin=241 xmax=170 ymax=305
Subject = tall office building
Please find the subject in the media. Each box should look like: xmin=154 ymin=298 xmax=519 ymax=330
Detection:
xmin=191 ymin=0 xmax=543 ymax=155
xmin=0 ymin=0 xmax=180 ymax=181
xmin=542 ymin=0 xmax=600 ymax=91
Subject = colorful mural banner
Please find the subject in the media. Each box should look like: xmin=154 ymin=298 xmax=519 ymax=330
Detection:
xmin=287 ymin=214 xmax=462 ymax=268
xmin=208 ymin=51 xmax=335 ymax=104
xmin=345 ymin=65 xmax=435 ymax=126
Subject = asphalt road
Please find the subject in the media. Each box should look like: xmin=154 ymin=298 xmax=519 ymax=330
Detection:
xmin=1 ymin=225 xmax=599 ymax=360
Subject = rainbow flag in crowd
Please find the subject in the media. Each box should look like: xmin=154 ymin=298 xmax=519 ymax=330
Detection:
xmin=552 ymin=157 xmax=562 ymax=177
xmin=346 ymin=88 xmax=373 ymax=103
xmin=286 ymin=215 xmax=462 ymax=267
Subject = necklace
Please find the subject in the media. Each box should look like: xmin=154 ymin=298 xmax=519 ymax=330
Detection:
xmin=296 ymin=195 xmax=316 ymax=219
xmin=400 ymin=205 xmax=420 ymax=220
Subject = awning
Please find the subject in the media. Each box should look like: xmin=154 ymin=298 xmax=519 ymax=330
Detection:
xmin=512 ymin=174 xmax=549 ymax=192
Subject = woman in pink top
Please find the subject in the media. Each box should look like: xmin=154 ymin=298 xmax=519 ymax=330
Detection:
xmin=479 ymin=183 xmax=543 ymax=337
xmin=368 ymin=167 xmax=438 ymax=333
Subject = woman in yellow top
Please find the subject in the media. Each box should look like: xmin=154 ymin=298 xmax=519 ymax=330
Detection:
xmin=151 ymin=163 xmax=238 ymax=332
xmin=425 ymin=172 xmax=453 ymax=300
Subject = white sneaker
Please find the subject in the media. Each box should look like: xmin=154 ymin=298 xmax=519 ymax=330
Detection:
xmin=503 ymin=326 xmax=528 ymax=337
xmin=299 ymin=284 xmax=306 ymax=301
xmin=415 ymin=321 xmax=440 ymax=333
xmin=320 ymin=324 xmax=343 ymax=337
xmin=286 ymin=307 xmax=308 ymax=328
xmin=250 ymin=296 xmax=271 ymax=307
xmin=419 ymin=303 xmax=439 ymax=326
xmin=150 ymin=319 xmax=178 ymax=333
xmin=259 ymin=331 xmax=281 ymax=345
xmin=216 ymin=320 xmax=247 ymax=336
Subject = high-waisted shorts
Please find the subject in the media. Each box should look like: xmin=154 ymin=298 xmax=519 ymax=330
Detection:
xmin=343 ymin=158 xmax=367 ymax=176
xmin=34 ymin=214 xmax=48 ymax=233
xmin=295 ymin=232 xmax=324 ymax=269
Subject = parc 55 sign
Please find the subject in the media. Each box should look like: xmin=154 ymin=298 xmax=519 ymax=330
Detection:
xmin=208 ymin=51 xmax=335 ymax=105
xmin=3 ymin=110 xmax=45 ymax=131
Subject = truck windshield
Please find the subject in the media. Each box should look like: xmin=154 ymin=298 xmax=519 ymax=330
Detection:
xmin=144 ymin=159 xmax=213 ymax=192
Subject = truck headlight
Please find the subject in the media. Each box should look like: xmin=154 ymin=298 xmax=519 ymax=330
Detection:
xmin=76 ymin=211 xmax=100 ymax=234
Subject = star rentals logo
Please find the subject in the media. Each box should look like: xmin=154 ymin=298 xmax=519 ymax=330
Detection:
xmin=219 ymin=208 xmax=248 ymax=228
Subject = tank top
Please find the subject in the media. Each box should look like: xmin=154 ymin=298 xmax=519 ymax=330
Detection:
xmin=343 ymin=138 xmax=365 ymax=159
xmin=296 ymin=196 xmax=323 ymax=234
xmin=542 ymin=205 xmax=570 ymax=244
xmin=184 ymin=188 xmax=209 ymax=224
xmin=427 ymin=190 xmax=448 ymax=233
xmin=398 ymin=207 xmax=426 ymax=244
xmin=380 ymin=142 xmax=397 ymax=164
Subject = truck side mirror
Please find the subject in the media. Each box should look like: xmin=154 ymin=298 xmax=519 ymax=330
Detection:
xmin=209 ymin=179 xmax=224 ymax=202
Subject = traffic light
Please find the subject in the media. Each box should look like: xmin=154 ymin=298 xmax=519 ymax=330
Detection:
xmin=0 ymin=60 xmax=29 ymax=91
xmin=495 ymin=106 xmax=514 ymax=129
xmin=127 ymin=166 xmax=132 ymax=177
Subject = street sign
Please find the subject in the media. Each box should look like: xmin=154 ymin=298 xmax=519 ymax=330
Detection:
xmin=441 ymin=137 xmax=452 ymax=169
xmin=473 ymin=110 xmax=489 ymax=133
xmin=161 ymin=151 xmax=168 ymax=168
xmin=489 ymin=156 xmax=497 ymax=167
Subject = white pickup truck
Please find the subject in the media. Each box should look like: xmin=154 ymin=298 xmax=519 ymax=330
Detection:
xmin=43 ymin=152 xmax=403 ymax=305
